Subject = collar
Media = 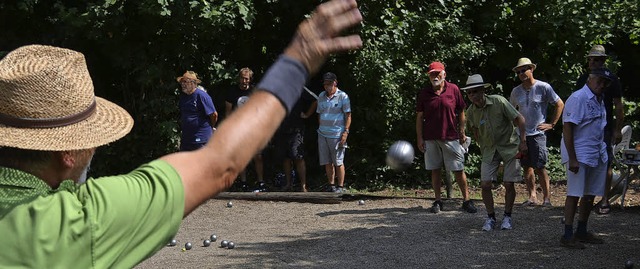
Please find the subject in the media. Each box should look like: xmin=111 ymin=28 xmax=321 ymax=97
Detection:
xmin=0 ymin=166 xmax=77 ymax=212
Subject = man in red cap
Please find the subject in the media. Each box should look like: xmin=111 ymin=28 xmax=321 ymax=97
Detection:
xmin=416 ymin=62 xmax=476 ymax=214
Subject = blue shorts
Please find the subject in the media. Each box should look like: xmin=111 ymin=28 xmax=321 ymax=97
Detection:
xmin=521 ymin=134 xmax=548 ymax=169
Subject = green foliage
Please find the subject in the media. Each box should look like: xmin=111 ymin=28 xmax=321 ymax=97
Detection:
xmin=1 ymin=0 xmax=639 ymax=189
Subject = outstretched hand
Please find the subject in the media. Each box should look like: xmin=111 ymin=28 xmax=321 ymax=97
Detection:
xmin=284 ymin=0 xmax=363 ymax=74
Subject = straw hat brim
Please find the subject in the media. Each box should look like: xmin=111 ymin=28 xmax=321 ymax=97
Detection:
xmin=0 ymin=97 xmax=134 ymax=151
xmin=511 ymin=63 xmax=537 ymax=72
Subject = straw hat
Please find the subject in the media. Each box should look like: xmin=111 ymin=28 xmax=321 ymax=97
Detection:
xmin=586 ymin=45 xmax=608 ymax=58
xmin=460 ymin=74 xmax=492 ymax=91
xmin=176 ymin=71 xmax=201 ymax=83
xmin=0 ymin=45 xmax=134 ymax=151
xmin=512 ymin=57 xmax=537 ymax=72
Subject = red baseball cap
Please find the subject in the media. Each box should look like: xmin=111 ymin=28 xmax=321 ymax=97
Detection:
xmin=428 ymin=62 xmax=445 ymax=73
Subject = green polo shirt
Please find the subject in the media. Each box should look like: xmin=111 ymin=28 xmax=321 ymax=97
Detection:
xmin=0 ymin=160 xmax=184 ymax=268
xmin=466 ymin=94 xmax=521 ymax=163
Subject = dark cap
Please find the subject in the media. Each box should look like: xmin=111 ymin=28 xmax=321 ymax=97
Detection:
xmin=323 ymin=72 xmax=337 ymax=81
xmin=590 ymin=68 xmax=615 ymax=81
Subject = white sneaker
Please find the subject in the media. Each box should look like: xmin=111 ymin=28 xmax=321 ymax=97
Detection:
xmin=501 ymin=216 xmax=513 ymax=230
xmin=482 ymin=218 xmax=496 ymax=231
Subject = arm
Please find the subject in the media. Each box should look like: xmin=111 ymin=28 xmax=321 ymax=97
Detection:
xmin=540 ymin=98 xmax=564 ymax=131
xmin=563 ymin=122 xmax=579 ymax=173
xmin=225 ymin=102 xmax=233 ymax=119
xmin=458 ymin=110 xmax=467 ymax=144
xmin=416 ymin=112 xmax=424 ymax=153
xmin=160 ymin=0 xmax=363 ymax=216
xmin=613 ymin=97 xmax=624 ymax=143
xmin=513 ymin=114 xmax=527 ymax=153
xmin=209 ymin=111 xmax=218 ymax=128
xmin=301 ymin=100 xmax=317 ymax=119
xmin=340 ymin=112 xmax=352 ymax=145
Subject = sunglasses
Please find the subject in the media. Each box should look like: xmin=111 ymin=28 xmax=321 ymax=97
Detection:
xmin=515 ymin=67 xmax=530 ymax=75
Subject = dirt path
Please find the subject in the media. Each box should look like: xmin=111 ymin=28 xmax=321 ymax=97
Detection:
xmin=137 ymin=186 xmax=640 ymax=268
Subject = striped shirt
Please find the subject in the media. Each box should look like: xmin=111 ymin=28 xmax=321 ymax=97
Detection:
xmin=317 ymin=88 xmax=351 ymax=138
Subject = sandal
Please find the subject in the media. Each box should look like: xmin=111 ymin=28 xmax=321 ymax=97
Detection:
xmin=595 ymin=203 xmax=611 ymax=215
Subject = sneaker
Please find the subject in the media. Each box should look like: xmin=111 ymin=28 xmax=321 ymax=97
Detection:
xmin=430 ymin=201 xmax=443 ymax=213
xmin=542 ymin=200 xmax=553 ymax=207
xmin=482 ymin=218 xmax=496 ymax=231
xmin=560 ymin=236 xmax=586 ymax=249
xmin=241 ymin=183 xmax=249 ymax=192
xmin=461 ymin=200 xmax=477 ymax=213
xmin=326 ymin=185 xmax=337 ymax=192
xmin=254 ymin=182 xmax=268 ymax=192
xmin=575 ymin=232 xmax=604 ymax=244
xmin=334 ymin=187 xmax=343 ymax=194
xmin=501 ymin=216 xmax=513 ymax=230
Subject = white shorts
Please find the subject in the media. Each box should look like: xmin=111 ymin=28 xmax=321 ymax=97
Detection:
xmin=318 ymin=136 xmax=345 ymax=166
xmin=566 ymin=160 xmax=607 ymax=197
xmin=481 ymin=151 xmax=522 ymax=182
xmin=423 ymin=140 xmax=465 ymax=171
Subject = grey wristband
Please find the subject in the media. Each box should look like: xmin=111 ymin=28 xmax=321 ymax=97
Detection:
xmin=257 ymin=55 xmax=309 ymax=113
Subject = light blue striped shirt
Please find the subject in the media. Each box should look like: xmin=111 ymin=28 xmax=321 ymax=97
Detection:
xmin=317 ymin=89 xmax=351 ymax=138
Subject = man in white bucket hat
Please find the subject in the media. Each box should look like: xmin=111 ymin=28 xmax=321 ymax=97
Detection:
xmin=510 ymin=57 xmax=564 ymax=207
xmin=462 ymin=74 xmax=526 ymax=231
xmin=0 ymin=0 xmax=363 ymax=267
xmin=574 ymin=45 xmax=624 ymax=215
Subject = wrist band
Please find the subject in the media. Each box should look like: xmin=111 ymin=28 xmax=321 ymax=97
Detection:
xmin=257 ymin=55 xmax=309 ymax=113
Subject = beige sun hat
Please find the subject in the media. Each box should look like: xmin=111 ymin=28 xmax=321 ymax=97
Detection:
xmin=176 ymin=71 xmax=201 ymax=83
xmin=460 ymin=74 xmax=492 ymax=91
xmin=0 ymin=45 xmax=134 ymax=151
xmin=512 ymin=57 xmax=537 ymax=72
xmin=586 ymin=45 xmax=608 ymax=57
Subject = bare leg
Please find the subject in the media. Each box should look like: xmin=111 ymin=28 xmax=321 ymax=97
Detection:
xmin=325 ymin=164 xmax=335 ymax=185
xmin=577 ymin=195 xmax=595 ymax=222
xmin=481 ymin=181 xmax=494 ymax=214
xmin=564 ymin=196 xmax=580 ymax=226
xmin=523 ymin=166 xmax=537 ymax=203
xmin=454 ymin=170 xmax=470 ymax=201
xmin=295 ymin=158 xmax=307 ymax=192
xmin=336 ymin=164 xmax=345 ymax=187
xmin=536 ymin=167 xmax=551 ymax=202
xmin=504 ymin=182 xmax=516 ymax=213
xmin=254 ymin=154 xmax=264 ymax=182
xmin=283 ymin=159 xmax=293 ymax=190
xmin=431 ymin=169 xmax=443 ymax=201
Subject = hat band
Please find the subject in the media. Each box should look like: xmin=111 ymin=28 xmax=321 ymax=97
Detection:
xmin=464 ymin=82 xmax=486 ymax=88
xmin=0 ymin=99 xmax=97 ymax=128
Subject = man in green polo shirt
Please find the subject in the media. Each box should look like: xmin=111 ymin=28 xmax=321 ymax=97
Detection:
xmin=0 ymin=0 xmax=363 ymax=267
xmin=462 ymin=74 xmax=527 ymax=232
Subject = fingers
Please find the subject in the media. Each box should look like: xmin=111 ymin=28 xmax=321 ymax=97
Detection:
xmin=322 ymin=35 xmax=363 ymax=54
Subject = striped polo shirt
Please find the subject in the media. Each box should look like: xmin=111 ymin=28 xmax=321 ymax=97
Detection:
xmin=317 ymin=88 xmax=351 ymax=138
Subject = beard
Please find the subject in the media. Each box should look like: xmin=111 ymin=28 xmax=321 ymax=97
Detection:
xmin=431 ymin=79 xmax=442 ymax=87
xmin=76 ymin=151 xmax=94 ymax=184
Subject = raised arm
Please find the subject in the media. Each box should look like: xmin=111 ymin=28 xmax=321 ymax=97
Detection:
xmin=160 ymin=0 xmax=363 ymax=216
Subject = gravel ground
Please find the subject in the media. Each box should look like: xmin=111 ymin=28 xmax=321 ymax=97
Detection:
xmin=136 ymin=185 xmax=640 ymax=269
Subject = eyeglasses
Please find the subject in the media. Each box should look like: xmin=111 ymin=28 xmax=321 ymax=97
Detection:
xmin=180 ymin=80 xmax=196 ymax=84
xmin=466 ymin=89 xmax=483 ymax=95
xmin=588 ymin=57 xmax=606 ymax=63
xmin=515 ymin=67 xmax=530 ymax=75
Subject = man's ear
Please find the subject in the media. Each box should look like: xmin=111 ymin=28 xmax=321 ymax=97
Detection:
xmin=54 ymin=151 xmax=76 ymax=169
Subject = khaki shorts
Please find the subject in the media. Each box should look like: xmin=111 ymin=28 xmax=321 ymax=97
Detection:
xmin=481 ymin=151 xmax=522 ymax=182
xmin=423 ymin=140 xmax=465 ymax=171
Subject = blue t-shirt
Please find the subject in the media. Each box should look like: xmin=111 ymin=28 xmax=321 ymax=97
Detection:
xmin=179 ymin=88 xmax=216 ymax=145
xmin=316 ymin=89 xmax=351 ymax=138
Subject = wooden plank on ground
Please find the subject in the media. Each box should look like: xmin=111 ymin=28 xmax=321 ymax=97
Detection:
xmin=214 ymin=192 xmax=343 ymax=204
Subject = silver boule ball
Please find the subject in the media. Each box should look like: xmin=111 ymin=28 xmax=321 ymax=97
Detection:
xmin=168 ymin=239 xmax=177 ymax=247
xmin=221 ymin=240 xmax=229 ymax=248
xmin=203 ymin=239 xmax=211 ymax=247
xmin=226 ymin=201 xmax=233 ymax=208
xmin=358 ymin=200 xmax=365 ymax=205
xmin=227 ymin=241 xmax=235 ymax=249
xmin=386 ymin=140 xmax=415 ymax=170
xmin=184 ymin=242 xmax=192 ymax=250
xmin=210 ymin=234 xmax=217 ymax=242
